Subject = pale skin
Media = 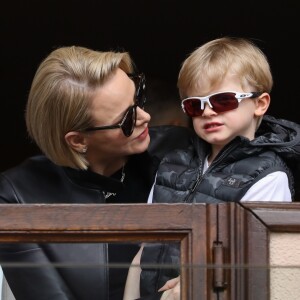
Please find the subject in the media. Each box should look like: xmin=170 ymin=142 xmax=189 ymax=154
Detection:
xmin=124 ymin=73 xmax=270 ymax=300
xmin=189 ymin=73 xmax=270 ymax=164
xmin=123 ymin=244 xmax=180 ymax=300
xmin=64 ymin=68 xmax=151 ymax=176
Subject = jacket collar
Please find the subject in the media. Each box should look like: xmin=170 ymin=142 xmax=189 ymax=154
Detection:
xmin=63 ymin=151 xmax=154 ymax=193
xmin=63 ymin=164 xmax=125 ymax=193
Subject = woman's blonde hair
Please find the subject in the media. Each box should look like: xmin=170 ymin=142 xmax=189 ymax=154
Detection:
xmin=178 ymin=37 xmax=273 ymax=98
xmin=26 ymin=46 xmax=134 ymax=169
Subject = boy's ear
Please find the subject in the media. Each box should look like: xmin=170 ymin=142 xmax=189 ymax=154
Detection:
xmin=65 ymin=131 xmax=87 ymax=153
xmin=254 ymin=92 xmax=270 ymax=116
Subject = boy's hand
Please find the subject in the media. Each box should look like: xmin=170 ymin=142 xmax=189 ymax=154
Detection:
xmin=158 ymin=276 xmax=180 ymax=300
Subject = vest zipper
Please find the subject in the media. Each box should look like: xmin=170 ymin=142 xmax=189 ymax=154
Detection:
xmin=184 ymin=172 xmax=203 ymax=203
xmin=183 ymin=141 xmax=241 ymax=203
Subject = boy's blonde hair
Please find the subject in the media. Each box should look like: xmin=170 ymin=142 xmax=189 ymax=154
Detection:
xmin=178 ymin=37 xmax=273 ymax=98
xmin=26 ymin=46 xmax=134 ymax=169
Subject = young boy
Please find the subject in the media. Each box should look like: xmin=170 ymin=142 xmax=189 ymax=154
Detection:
xmin=124 ymin=37 xmax=300 ymax=299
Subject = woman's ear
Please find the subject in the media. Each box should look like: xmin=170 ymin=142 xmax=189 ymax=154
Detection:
xmin=254 ymin=92 xmax=270 ymax=117
xmin=65 ymin=131 xmax=88 ymax=153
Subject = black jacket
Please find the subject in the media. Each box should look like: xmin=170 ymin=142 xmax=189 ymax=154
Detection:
xmin=0 ymin=125 xmax=193 ymax=300
xmin=140 ymin=115 xmax=300 ymax=297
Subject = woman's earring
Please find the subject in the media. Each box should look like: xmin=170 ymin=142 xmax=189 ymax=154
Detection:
xmin=82 ymin=147 xmax=87 ymax=154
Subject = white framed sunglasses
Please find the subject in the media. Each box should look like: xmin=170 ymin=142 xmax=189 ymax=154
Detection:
xmin=181 ymin=91 xmax=263 ymax=117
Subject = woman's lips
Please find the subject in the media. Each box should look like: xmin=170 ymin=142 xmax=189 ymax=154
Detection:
xmin=137 ymin=126 xmax=149 ymax=140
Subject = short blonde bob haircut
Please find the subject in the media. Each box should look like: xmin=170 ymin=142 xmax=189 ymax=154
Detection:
xmin=178 ymin=37 xmax=273 ymax=98
xmin=26 ymin=46 xmax=134 ymax=169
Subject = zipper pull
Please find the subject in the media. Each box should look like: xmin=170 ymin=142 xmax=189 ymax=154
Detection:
xmin=189 ymin=173 xmax=202 ymax=193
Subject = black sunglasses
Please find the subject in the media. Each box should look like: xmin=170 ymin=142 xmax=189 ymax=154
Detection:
xmin=181 ymin=91 xmax=262 ymax=117
xmin=84 ymin=73 xmax=146 ymax=137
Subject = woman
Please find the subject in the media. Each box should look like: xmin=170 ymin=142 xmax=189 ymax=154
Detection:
xmin=0 ymin=46 xmax=193 ymax=300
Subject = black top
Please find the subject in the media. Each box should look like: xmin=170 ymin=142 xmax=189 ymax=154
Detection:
xmin=0 ymin=125 xmax=195 ymax=300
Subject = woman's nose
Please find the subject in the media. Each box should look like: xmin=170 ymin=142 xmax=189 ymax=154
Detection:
xmin=136 ymin=106 xmax=151 ymax=124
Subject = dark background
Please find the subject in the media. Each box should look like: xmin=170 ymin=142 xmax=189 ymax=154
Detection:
xmin=2 ymin=0 xmax=299 ymax=171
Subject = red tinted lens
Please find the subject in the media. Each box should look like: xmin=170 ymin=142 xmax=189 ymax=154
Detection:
xmin=183 ymin=99 xmax=203 ymax=117
xmin=209 ymin=93 xmax=238 ymax=113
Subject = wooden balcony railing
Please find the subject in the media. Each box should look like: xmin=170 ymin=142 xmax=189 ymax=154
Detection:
xmin=0 ymin=202 xmax=300 ymax=299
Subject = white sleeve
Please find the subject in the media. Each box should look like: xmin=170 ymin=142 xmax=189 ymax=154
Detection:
xmin=147 ymin=184 xmax=154 ymax=203
xmin=147 ymin=173 xmax=157 ymax=204
xmin=0 ymin=267 xmax=2 ymax=299
xmin=241 ymin=171 xmax=292 ymax=202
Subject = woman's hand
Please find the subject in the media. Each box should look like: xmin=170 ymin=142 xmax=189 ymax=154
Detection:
xmin=158 ymin=276 xmax=180 ymax=300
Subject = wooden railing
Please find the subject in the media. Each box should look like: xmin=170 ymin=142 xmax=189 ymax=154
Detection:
xmin=1 ymin=202 xmax=300 ymax=299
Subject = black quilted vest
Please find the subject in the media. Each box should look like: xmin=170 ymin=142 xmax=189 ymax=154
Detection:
xmin=140 ymin=115 xmax=300 ymax=297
